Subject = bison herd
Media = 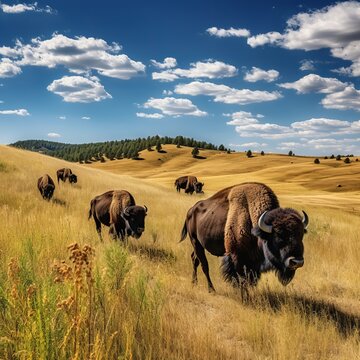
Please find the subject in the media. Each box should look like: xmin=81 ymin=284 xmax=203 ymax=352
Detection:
xmin=37 ymin=169 xmax=309 ymax=292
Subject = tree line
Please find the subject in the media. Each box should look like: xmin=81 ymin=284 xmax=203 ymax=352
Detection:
xmin=11 ymin=136 xmax=218 ymax=163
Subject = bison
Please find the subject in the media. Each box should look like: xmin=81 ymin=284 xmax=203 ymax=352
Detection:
xmin=37 ymin=174 xmax=55 ymax=200
xmin=175 ymin=175 xmax=204 ymax=195
xmin=180 ymin=182 xmax=308 ymax=292
xmin=88 ymin=190 xmax=148 ymax=241
xmin=57 ymin=168 xmax=77 ymax=184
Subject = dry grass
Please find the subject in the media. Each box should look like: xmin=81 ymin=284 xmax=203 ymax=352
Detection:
xmin=0 ymin=144 xmax=360 ymax=359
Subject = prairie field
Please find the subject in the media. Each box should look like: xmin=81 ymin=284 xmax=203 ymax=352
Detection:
xmin=1 ymin=144 xmax=360 ymax=359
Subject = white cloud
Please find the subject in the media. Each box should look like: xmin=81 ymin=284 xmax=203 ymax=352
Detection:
xmin=136 ymin=112 xmax=164 ymax=119
xmin=47 ymin=132 xmax=61 ymax=138
xmin=143 ymin=97 xmax=207 ymax=117
xmin=1 ymin=34 xmax=145 ymax=80
xmin=152 ymin=71 xmax=179 ymax=82
xmin=230 ymin=142 xmax=268 ymax=148
xmin=0 ymin=58 xmax=22 ymax=78
xmin=300 ymin=59 xmax=315 ymax=71
xmin=247 ymin=2 xmax=360 ymax=77
xmin=150 ymin=57 xmax=177 ymax=69
xmin=278 ymin=74 xmax=348 ymax=94
xmin=206 ymin=27 xmax=250 ymax=38
xmin=321 ymin=86 xmax=360 ymax=111
xmin=244 ymin=67 xmax=279 ymax=82
xmin=162 ymin=89 xmax=173 ymax=95
xmin=230 ymin=117 xmax=360 ymax=142
xmin=81 ymin=116 xmax=91 ymax=120
xmin=1 ymin=2 xmax=54 ymax=14
xmin=58 ymin=116 xmax=66 ymax=120
xmin=0 ymin=109 xmax=29 ymax=116
xmin=152 ymin=60 xmax=237 ymax=82
xmin=175 ymin=81 xmax=282 ymax=105
xmin=224 ymin=111 xmax=263 ymax=125
xmin=47 ymin=76 xmax=112 ymax=103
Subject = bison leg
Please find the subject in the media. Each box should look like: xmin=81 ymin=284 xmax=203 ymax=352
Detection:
xmin=193 ymin=242 xmax=215 ymax=292
xmin=191 ymin=251 xmax=200 ymax=285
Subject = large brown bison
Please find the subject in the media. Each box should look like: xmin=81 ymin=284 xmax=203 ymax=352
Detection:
xmin=37 ymin=174 xmax=55 ymax=200
xmin=57 ymin=168 xmax=77 ymax=184
xmin=88 ymin=190 xmax=147 ymax=241
xmin=180 ymin=182 xmax=308 ymax=292
xmin=175 ymin=175 xmax=204 ymax=194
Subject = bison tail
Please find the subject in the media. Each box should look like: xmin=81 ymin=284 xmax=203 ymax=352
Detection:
xmin=221 ymin=255 xmax=239 ymax=284
xmin=179 ymin=222 xmax=187 ymax=242
xmin=88 ymin=200 xmax=94 ymax=220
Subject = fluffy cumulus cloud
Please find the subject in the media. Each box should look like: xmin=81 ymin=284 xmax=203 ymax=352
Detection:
xmin=0 ymin=109 xmax=29 ymax=116
xmin=321 ymin=86 xmax=360 ymax=111
xmin=152 ymin=60 xmax=237 ymax=82
xmin=247 ymin=2 xmax=360 ymax=77
xmin=206 ymin=27 xmax=250 ymax=38
xmin=47 ymin=132 xmax=61 ymax=138
xmin=1 ymin=2 xmax=54 ymax=14
xmin=278 ymin=74 xmax=348 ymax=94
xmin=143 ymin=97 xmax=207 ymax=117
xmin=0 ymin=58 xmax=22 ymax=78
xmin=244 ymin=67 xmax=279 ymax=82
xmin=81 ymin=116 xmax=91 ymax=120
xmin=299 ymin=59 xmax=316 ymax=71
xmin=229 ymin=116 xmax=360 ymax=153
xmin=229 ymin=142 xmax=268 ymax=149
xmin=175 ymin=81 xmax=282 ymax=105
xmin=150 ymin=57 xmax=177 ymax=69
xmin=224 ymin=111 xmax=264 ymax=125
xmin=47 ymin=76 xmax=112 ymax=103
xmin=136 ymin=112 xmax=164 ymax=119
xmin=0 ymin=34 xmax=145 ymax=80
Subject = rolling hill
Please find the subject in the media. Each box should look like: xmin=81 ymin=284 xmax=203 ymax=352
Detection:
xmin=0 ymin=144 xmax=360 ymax=359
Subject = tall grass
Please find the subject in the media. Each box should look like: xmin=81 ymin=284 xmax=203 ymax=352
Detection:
xmin=0 ymin=145 xmax=360 ymax=359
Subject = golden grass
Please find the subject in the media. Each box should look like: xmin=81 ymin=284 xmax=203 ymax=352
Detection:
xmin=0 ymin=144 xmax=360 ymax=359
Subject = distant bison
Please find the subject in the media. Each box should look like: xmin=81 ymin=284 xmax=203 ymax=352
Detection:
xmin=88 ymin=190 xmax=148 ymax=241
xmin=175 ymin=175 xmax=204 ymax=195
xmin=37 ymin=174 xmax=55 ymax=200
xmin=180 ymin=182 xmax=308 ymax=292
xmin=57 ymin=168 xmax=77 ymax=184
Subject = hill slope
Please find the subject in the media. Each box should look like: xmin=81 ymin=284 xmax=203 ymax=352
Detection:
xmin=1 ymin=145 xmax=360 ymax=360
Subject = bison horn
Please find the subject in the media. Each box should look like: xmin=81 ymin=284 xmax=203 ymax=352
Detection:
xmin=123 ymin=207 xmax=130 ymax=217
xmin=143 ymin=205 xmax=148 ymax=213
xmin=258 ymin=211 xmax=272 ymax=233
xmin=202 ymin=182 xmax=204 ymax=186
xmin=302 ymin=210 xmax=309 ymax=229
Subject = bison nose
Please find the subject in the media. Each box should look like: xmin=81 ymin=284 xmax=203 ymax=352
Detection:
xmin=286 ymin=257 xmax=304 ymax=269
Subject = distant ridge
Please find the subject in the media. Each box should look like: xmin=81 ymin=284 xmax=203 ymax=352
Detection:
xmin=11 ymin=136 xmax=219 ymax=163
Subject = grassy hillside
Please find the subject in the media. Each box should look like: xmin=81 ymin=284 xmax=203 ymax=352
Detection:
xmin=1 ymin=145 xmax=360 ymax=359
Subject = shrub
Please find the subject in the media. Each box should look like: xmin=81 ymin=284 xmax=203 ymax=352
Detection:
xmin=288 ymin=150 xmax=293 ymax=156
xmin=314 ymin=158 xmax=320 ymax=164
xmin=344 ymin=157 xmax=351 ymax=164
xmin=246 ymin=150 xmax=252 ymax=158
xmin=192 ymin=147 xmax=199 ymax=158
xmin=330 ymin=154 xmax=335 ymax=159
xmin=336 ymin=155 xmax=341 ymax=161
xmin=261 ymin=151 xmax=265 ymax=156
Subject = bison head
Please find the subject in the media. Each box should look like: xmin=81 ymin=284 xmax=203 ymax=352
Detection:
xmin=121 ymin=205 xmax=148 ymax=239
xmin=251 ymin=208 xmax=308 ymax=285
xmin=194 ymin=182 xmax=204 ymax=194
xmin=69 ymin=174 xmax=77 ymax=183
xmin=44 ymin=184 xmax=55 ymax=200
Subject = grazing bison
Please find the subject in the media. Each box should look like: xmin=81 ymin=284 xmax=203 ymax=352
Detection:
xmin=175 ymin=175 xmax=204 ymax=194
xmin=57 ymin=168 xmax=77 ymax=184
xmin=180 ymin=182 xmax=308 ymax=292
xmin=37 ymin=174 xmax=55 ymax=200
xmin=88 ymin=190 xmax=147 ymax=241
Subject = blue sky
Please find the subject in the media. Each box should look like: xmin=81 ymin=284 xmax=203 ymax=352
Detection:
xmin=1 ymin=0 xmax=360 ymax=155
